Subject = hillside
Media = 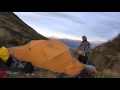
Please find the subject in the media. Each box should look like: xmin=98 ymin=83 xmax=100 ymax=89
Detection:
xmin=88 ymin=34 xmax=120 ymax=78
xmin=0 ymin=12 xmax=52 ymax=77
xmin=0 ymin=12 xmax=48 ymax=47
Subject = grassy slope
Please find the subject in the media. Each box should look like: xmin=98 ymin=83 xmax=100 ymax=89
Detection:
xmin=0 ymin=12 xmax=48 ymax=47
xmin=88 ymin=34 xmax=120 ymax=78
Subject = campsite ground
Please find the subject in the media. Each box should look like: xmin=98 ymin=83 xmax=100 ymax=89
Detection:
xmin=6 ymin=67 xmax=71 ymax=78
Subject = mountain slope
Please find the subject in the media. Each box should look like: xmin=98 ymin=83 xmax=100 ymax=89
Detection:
xmin=89 ymin=34 xmax=120 ymax=78
xmin=0 ymin=12 xmax=48 ymax=47
xmin=0 ymin=12 xmax=49 ymax=71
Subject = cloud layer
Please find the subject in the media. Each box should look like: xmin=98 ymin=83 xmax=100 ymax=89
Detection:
xmin=14 ymin=12 xmax=120 ymax=41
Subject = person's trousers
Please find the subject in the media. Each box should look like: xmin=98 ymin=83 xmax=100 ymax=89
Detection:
xmin=78 ymin=55 xmax=88 ymax=64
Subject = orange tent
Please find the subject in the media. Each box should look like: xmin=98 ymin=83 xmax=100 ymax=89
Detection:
xmin=8 ymin=40 xmax=84 ymax=75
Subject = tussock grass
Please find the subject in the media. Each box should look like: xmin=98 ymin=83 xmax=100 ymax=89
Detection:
xmin=94 ymin=69 xmax=120 ymax=78
xmin=88 ymin=34 xmax=120 ymax=78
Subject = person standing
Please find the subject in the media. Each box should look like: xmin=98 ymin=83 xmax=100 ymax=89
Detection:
xmin=78 ymin=35 xmax=91 ymax=64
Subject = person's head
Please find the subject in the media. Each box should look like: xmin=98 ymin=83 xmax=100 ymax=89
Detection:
xmin=82 ymin=35 xmax=87 ymax=41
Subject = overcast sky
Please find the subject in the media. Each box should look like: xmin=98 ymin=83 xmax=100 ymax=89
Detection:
xmin=14 ymin=12 xmax=120 ymax=42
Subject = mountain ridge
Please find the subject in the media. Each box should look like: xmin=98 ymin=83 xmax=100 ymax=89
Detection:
xmin=48 ymin=36 xmax=104 ymax=49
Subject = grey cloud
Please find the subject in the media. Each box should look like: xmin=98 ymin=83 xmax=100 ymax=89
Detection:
xmin=100 ymin=20 xmax=120 ymax=30
xmin=14 ymin=12 xmax=120 ymax=41
xmin=34 ymin=12 xmax=86 ymax=24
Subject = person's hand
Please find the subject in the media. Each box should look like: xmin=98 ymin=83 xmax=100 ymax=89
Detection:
xmin=78 ymin=50 xmax=85 ymax=56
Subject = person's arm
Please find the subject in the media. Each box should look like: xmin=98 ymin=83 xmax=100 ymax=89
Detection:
xmin=79 ymin=42 xmax=86 ymax=54
xmin=88 ymin=42 xmax=91 ymax=52
xmin=78 ymin=42 xmax=84 ymax=51
xmin=84 ymin=42 xmax=91 ymax=54
xmin=78 ymin=50 xmax=85 ymax=56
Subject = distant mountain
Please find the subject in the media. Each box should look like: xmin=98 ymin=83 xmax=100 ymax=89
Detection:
xmin=48 ymin=36 xmax=103 ymax=49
